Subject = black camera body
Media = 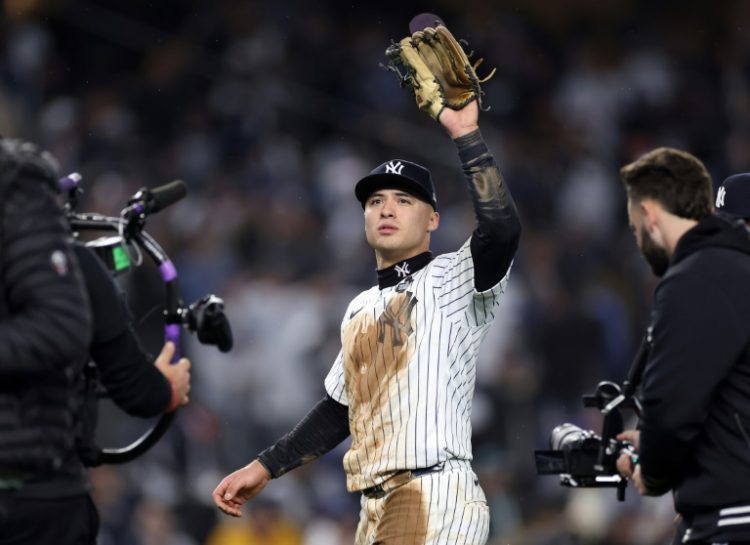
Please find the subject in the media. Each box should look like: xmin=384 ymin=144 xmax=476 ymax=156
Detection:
xmin=83 ymin=237 xmax=233 ymax=353
xmin=535 ymin=423 xmax=634 ymax=487
xmin=534 ymin=381 xmax=640 ymax=500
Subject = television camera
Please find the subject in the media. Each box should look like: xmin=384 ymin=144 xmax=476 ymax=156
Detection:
xmin=534 ymin=380 xmax=642 ymax=501
xmin=60 ymin=173 xmax=233 ymax=464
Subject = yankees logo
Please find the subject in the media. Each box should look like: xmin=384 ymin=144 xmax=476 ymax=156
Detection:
xmin=716 ymin=186 xmax=726 ymax=208
xmin=385 ymin=160 xmax=405 ymax=175
xmin=394 ymin=262 xmax=410 ymax=278
xmin=377 ymin=292 xmax=417 ymax=347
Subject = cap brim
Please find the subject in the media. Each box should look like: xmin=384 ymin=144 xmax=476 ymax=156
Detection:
xmin=355 ymin=173 xmax=435 ymax=208
xmin=715 ymin=209 xmax=748 ymax=221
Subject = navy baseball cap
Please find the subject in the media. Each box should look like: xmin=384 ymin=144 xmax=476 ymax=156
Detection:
xmin=716 ymin=173 xmax=750 ymax=220
xmin=355 ymin=159 xmax=437 ymax=210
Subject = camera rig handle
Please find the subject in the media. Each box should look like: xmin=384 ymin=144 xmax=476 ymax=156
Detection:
xmin=60 ymin=174 xmax=231 ymax=465
xmin=582 ymin=336 xmax=649 ymax=492
xmin=582 ymin=381 xmax=640 ymax=500
xmin=583 ymin=381 xmax=641 ymax=440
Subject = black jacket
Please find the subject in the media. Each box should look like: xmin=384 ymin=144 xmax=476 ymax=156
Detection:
xmin=0 ymin=141 xmax=92 ymax=497
xmin=639 ymin=215 xmax=750 ymax=518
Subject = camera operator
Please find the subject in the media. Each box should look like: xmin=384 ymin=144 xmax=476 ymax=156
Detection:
xmin=0 ymin=139 xmax=95 ymax=543
xmin=615 ymin=147 xmax=750 ymax=545
xmin=0 ymin=137 xmax=192 ymax=544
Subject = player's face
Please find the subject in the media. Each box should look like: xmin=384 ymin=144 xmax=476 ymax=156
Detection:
xmin=364 ymin=189 xmax=440 ymax=268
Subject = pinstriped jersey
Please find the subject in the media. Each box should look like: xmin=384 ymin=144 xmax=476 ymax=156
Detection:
xmin=324 ymin=238 xmax=511 ymax=492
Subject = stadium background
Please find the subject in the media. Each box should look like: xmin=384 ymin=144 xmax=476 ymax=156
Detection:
xmin=2 ymin=0 xmax=749 ymax=543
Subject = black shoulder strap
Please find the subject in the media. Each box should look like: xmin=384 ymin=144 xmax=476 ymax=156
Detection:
xmin=622 ymin=327 xmax=652 ymax=397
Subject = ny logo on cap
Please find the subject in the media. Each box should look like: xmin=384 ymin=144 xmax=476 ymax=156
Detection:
xmin=385 ymin=160 xmax=405 ymax=175
xmin=716 ymin=186 xmax=726 ymax=208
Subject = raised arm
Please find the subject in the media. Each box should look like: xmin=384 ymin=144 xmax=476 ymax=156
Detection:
xmin=440 ymin=103 xmax=522 ymax=291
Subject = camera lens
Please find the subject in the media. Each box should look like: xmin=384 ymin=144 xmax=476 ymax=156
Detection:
xmin=550 ymin=423 xmax=589 ymax=450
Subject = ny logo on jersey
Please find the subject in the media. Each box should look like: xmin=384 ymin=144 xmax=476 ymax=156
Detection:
xmin=384 ymin=160 xmax=405 ymax=175
xmin=394 ymin=262 xmax=410 ymax=278
xmin=377 ymin=292 xmax=417 ymax=347
xmin=716 ymin=186 xmax=727 ymax=208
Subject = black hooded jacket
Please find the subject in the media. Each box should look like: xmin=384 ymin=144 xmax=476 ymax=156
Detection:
xmin=0 ymin=140 xmax=92 ymax=497
xmin=639 ymin=214 xmax=750 ymax=517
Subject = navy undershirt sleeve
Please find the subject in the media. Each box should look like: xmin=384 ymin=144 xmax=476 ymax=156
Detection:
xmin=257 ymin=394 xmax=350 ymax=478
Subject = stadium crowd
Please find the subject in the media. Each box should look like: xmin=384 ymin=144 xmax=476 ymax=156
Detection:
xmin=2 ymin=1 xmax=749 ymax=543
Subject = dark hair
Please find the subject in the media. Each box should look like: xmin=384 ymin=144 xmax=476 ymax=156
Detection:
xmin=619 ymin=147 xmax=713 ymax=220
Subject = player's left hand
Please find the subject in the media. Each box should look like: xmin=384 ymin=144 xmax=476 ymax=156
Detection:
xmin=438 ymin=99 xmax=479 ymax=140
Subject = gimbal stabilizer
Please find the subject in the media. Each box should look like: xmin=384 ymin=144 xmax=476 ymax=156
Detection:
xmin=60 ymin=173 xmax=233 ymax=465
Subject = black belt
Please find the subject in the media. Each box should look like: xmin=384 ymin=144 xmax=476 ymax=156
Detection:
xmin=361 ymin=463 xmax=444 ymax=498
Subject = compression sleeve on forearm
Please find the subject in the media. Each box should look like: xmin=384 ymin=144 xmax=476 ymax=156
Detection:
xmin=456 ymin=128 xmax=521 ymax=292
xmin=257 ymin=394 xmax=350 ymax=478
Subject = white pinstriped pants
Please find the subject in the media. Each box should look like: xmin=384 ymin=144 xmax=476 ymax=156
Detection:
xmin=354 ymin=467 xmax=490 ymax=545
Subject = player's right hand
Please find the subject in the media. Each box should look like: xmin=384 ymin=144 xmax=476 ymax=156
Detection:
xmin=212 ymin=460 xmax=271 ymax=517
xmin=155 ymin=341 xmax=192 ymax=408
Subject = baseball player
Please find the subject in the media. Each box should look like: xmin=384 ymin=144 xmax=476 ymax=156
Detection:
xmin=213 ymin=21 xmax=520 ymax=545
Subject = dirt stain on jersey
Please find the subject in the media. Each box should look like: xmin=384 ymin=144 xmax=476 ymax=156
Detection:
xmin=372 ymin=481 xmax=428 ymax=545
xmin=342 ymin=292 xmax=417 ymax=488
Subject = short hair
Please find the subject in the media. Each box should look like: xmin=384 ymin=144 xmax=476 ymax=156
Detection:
xmin=619 ymin=147 xmax=713 ymax=220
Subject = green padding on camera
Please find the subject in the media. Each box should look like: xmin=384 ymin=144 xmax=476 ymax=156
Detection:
xmin=112 ymin=246 xmax=130 ymax=271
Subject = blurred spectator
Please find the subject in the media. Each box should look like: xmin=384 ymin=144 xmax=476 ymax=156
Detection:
xmin=206 ymin=498 xmax=303 ymax=545
xmin=134 ymin=499 xmax=198 ymax=545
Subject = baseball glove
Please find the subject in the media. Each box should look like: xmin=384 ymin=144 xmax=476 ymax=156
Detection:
xmin=384 ymin=19 xmax=495 ymax=120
